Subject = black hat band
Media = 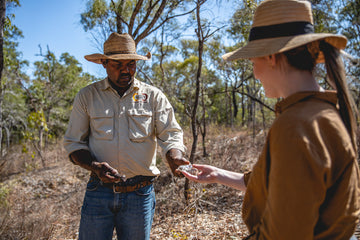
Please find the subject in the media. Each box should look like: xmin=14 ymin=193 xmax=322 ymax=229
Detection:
xmin=249 ymin=21 xmax=314 ymax=41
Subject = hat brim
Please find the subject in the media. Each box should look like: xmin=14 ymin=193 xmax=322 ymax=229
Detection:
xmin=222 ymin=33 xmax=347 ymax=63
xmin=84 ymin=52 xmax=152 ymax=64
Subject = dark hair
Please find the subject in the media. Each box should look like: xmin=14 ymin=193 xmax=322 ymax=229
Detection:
xmin=283 ymin=45 xmax=316 ymax=72
xmin=282 ymin=40 xmax=358 ymax=149
xmin=319 ymin=40 xmax=358 ymax=149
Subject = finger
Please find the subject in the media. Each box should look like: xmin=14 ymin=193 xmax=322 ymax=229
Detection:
xmin=108 ymin=168 xmax=120 ymax=177
xmin=173 ymin=157 xmax=190 ymax=165
xmin=181 ymin=170 xmax=199 ymax=181
xmin=192 ymin=164 xmax=209 ymax=171
xmin=174 ymin=169 xmax=186 ymax=178
xmin=101 ymin=172 xmax=114 ymax=183
xmin=104 ymin=173 xmax=121 ymax=183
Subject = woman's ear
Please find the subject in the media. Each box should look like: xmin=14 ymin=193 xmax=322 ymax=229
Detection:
xmin=268 ymin=54 xmax=277 ymax=68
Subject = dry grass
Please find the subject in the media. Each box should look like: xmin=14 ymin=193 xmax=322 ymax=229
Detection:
xmin=0 ymin=127 xmax=266 ymax=239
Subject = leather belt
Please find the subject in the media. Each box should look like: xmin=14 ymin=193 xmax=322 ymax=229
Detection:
xmin=107 ymin=179 xmax=154 ymax=193
xmin=91 ymin=173 xmax=156 ymax=193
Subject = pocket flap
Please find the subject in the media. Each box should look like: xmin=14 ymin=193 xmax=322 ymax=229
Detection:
xmin=128 ymin=108 xmax=152 ymax=117
xmin=91 ymin=109 xmax=114 ymax=119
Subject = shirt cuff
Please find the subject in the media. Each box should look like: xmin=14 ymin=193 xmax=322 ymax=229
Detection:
xmin=244 ymin=171 xmax=252 ymax=186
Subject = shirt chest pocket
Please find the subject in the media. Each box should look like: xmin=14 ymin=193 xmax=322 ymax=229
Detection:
xmin=127 ymin=109 xmax=153 ymax=142
xmin=90 ymin=109 xmax=114 ymax=140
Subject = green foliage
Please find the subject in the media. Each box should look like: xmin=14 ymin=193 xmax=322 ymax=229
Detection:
xmin=1 ymin=2 xmax=29 ymax=149
xmin=311 ymin=0 xmax=338 ymax=33
xmin=27 ymin=110 xmax=48 ymax=132
xmin=29 ymin=49 xmax=94 ymax=140
xmin=227 ymin=0 xmax=258 ymax=41
xmin=2 ymin=0 xmax=360 ymax=154
xmin=2 ymin=14 xmax=95 ymax=150
xmin=81 ymin=0 xmax=113 ymax=32
xmin=338 ymin=0 xmax=360 ymax=54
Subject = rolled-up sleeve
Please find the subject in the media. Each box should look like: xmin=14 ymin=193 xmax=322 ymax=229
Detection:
xmin=63 ymin=91 xmax=90 ymax=155
xmin=154 ymin=91 xmax=186 ymax=156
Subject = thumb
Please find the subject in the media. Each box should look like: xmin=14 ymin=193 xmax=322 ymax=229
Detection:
xmin=175 ymin=157 xmax=190 ymax=165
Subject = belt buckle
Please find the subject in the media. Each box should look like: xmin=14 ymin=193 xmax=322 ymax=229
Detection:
xmin=113 ymin=184 xmax=123 ymax=193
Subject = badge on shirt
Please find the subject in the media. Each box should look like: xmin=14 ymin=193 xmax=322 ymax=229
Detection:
xmin=133 ymin=93 xmax=148 ymax=103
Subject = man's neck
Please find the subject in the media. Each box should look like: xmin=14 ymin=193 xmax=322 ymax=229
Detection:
xmin=108 ymin=78 xmax=131 ymax=97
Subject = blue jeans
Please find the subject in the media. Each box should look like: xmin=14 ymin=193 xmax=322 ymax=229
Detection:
xmin=78 ymin=176 xmax=156 ymax=240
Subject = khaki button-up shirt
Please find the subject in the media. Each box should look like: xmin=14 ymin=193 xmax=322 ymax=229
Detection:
xmin=243 ymin=91 xmax=360 ymax=239
xmin=64 ymin=78 xmax=186 ymax=178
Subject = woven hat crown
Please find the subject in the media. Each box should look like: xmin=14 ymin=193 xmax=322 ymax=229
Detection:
xmin=84 ymin=32 xmax=151 ymax=64
xmin=104 ymin=33 xmax=137 ymax=55
xmin=252 ymin=0 xmax=313 ymax=28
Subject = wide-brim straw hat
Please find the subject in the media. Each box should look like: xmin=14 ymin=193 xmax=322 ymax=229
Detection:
xmin=85 ymin=33 xmax=151 ymax=64
xmin=222 ymin=0 xmax=347 ymax=62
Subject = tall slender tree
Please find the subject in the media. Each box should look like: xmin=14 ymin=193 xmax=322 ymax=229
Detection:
xmin=0 ymin=0 xmax=21 ymax=159
xmin=0 ymin=0 xmax=6 ymax=158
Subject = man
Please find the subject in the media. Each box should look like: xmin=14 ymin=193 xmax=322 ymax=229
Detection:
xmin=64 ymin=32 xmax=188 ymax=240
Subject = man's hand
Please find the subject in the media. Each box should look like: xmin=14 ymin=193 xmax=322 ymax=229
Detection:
xmin=166 ymin=148 xmax=190 ymax=177
xmin=91 ymin=161 xmax=122 ymax=183
xmin=69 ymin=149 xmax=123 ymax=183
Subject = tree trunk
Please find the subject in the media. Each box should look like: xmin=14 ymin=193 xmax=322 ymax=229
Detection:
xmin=115 ymin=0 xmax=127 ymax=33
xmin=185 ymin=0 xmax=204 ymax=202
xmin=232 ymin=88 xmax=238 ymax=118
xmin=241 ymin=84 xmax=245 ymax=126
xmin=201 ymin=81 xmax=207 ymax=157
xmin=0 ymin=0 xmax=6 ymax=158
xmin=225 ymin=81 xmax=229 ymax=126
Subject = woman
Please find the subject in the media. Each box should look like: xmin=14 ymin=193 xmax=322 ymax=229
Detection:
xmin=180 ymin=0 xmax=360 ymax=239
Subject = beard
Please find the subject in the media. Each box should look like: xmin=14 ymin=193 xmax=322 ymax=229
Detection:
xmin=114 ymin=74 xmax=133 ymax=88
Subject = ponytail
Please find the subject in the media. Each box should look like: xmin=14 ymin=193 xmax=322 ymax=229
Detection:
xmin=319 ymin=40 xmax=359 ymax=150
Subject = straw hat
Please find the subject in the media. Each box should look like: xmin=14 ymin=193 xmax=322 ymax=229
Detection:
xmin=85 ymin=33 xmax=151 ymax=64
xmin=222 ymin=0 xmax=347 ymax=62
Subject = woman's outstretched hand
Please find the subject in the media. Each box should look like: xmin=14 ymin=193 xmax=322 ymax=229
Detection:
xmin=180 ymin=164 xmax=219 ymax=184
xmin=180 ymin=164 xmax=247 ymax=191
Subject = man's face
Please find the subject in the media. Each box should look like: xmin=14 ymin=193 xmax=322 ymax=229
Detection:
xmin=102 ymin=59 xmax=137 ymax=88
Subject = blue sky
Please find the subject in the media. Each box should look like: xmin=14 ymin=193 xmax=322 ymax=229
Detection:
xmin=12 ymin=0 xmax=105 ymax=78
xmin=11 ymin=0 xmax=236 ymax=79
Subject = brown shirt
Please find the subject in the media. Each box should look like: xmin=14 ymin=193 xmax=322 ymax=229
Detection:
xmin=243 ymin=91 xmax=360 ymax=239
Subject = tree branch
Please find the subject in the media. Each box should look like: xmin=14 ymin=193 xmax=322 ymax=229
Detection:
xmin=144 ymin=6 xmax=198 ymax=40
xmin=133 ymin=0 xmax=158 ymax=38
xmin=135 ymin=0 xmax=167 ymax=44
xmin=129 ymin=0 xmax=145 ymax=34
xmin=110 ymin=0 xmax=129 ymax=33
xmin=234 ymin=90 xmax=274 ymax=112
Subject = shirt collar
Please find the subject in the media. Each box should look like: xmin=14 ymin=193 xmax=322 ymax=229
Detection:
xmin=275 ymin=91 xmax=338 ymax=116
xmin=100 ymin=77 xmax=140 ymax=92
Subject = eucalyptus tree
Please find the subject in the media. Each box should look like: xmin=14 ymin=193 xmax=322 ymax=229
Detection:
xmin=221 ymin=0 xmax=274 ymax=130
xmin=0 ymin=0 xmax=26 ymax=161
xmin=338 ymin=0 xmax=360 ymax=54
xmin=23 ymin=48 xmax=94 ymax=166
xmin=0 ymin=0 xmax=6 ymax=83
xmin=338 ymin=0 xmax=360 ymax=110
xmin=149 ymin=22 xmax=181 ymax=89
xmin=309 ymin=0 xmax=352 ymax=91
xmin=80 ymin=0 xmax=196 ymax=45
xmin=2 ymin=25 xmax=27 ymax=150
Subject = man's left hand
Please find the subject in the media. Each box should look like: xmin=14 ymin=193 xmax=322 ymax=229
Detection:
xmin=166 ymin=149 xmax=189 ymax=177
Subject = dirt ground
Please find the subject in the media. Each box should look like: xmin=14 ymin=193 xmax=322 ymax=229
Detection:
xmin=0 ymin=129 xmax=359 ymax=239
